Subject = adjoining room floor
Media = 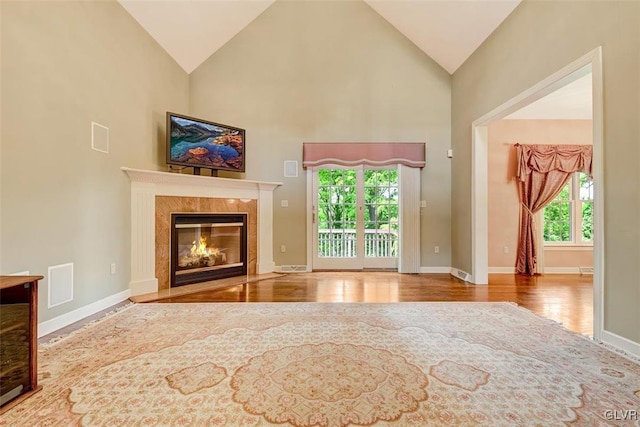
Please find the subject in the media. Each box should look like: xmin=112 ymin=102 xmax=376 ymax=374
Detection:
xmin=157 ymin=272 xmax=593 ymax=336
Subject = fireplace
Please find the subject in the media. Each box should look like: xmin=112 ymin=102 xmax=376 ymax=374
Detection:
xmin=170 ymin=213 xmax=248 ymax=287
xmin=123 ymin=167 xmax=280 ymax=296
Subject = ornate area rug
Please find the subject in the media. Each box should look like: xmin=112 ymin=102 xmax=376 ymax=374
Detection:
xmin=3 ymin=303 xmax=639 ymax=426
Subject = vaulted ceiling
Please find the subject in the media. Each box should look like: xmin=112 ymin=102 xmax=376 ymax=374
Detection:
xmin=117 ymin=0 xmax=522 ymax=75
xmin=117 ymin=0 xmax=591 ymax=119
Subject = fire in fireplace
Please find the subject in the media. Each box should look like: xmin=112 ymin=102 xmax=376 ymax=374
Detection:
xmin=170 ymin=213 xmax=247 ymax=287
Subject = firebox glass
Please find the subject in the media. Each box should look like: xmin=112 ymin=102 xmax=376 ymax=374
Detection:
xmin=176 ymin=223 xmax=243 ymax=273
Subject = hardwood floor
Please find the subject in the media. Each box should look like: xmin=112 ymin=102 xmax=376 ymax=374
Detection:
xmin=157 ymin=272 xmax=593 ymax=336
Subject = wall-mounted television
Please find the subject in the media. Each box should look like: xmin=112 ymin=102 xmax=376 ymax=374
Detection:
xmin=166 ymin=112 xmax=245 ymax=174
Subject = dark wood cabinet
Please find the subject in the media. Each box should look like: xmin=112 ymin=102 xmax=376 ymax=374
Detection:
xmin=0 ymin=275 xmax=42 ymax=413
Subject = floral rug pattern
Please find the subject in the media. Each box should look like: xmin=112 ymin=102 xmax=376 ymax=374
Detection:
xmin=2 ymin=302 xmax=639 ymax=426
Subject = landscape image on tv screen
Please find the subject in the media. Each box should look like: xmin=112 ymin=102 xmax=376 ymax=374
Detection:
xmin=168 ymin=113 xmax=245 ymax=172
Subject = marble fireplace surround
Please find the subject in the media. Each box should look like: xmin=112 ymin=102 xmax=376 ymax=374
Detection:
xmin=156 ymin=197 xmax=256 ymax=291
xmin=122 ymin=167 xmax=282 ymax=296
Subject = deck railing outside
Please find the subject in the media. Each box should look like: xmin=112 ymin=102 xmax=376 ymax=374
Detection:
xmin=318 ymin=229 xmax=398 ymax=258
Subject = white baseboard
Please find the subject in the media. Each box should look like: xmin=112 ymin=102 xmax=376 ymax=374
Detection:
xmin=8 ymin=270 xmax=30 ymax=276
xmin=257 ymin=261 xmax=277 ymax=275
xmin=544 ymin=267 xmax=581 ymax=274
xmin=129 ymin=278 xmax=158 ymax=296
xmin=419 ymin=267 xmax=451 ymax=274
xmin=276 ymin=265 xmax=583 ymax=276
xmin=600 ymin=330 xmax=640 ymax=359
xmin=277 ymin=266 xmax=452 ymax=274
xmin=38 ymin=288 xmax=131 ymax=338
xmin=276 ymin=266 xmax=454 ymax=274
xmin=489 ymin=267 xmax=583 ymax=274
xmin=488 ymin=267 xmax=516 ymax=274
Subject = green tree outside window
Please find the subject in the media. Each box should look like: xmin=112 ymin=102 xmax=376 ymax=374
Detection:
xmin=543 ymin=172 xmax=593 ymax=244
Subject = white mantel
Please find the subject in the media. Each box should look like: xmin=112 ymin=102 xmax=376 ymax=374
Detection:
xmin=122 ymin=167 xmax=282 ymax=296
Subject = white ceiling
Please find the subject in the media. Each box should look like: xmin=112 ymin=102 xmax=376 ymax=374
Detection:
xmin=364 ymin=0 xmax=521 ymax=74
xmin=118 ymin=0 xmax=521 ymax=75
xmin=118 ymin=0 xmax=276 ymax=74
xmin=504 ymin=73 xmax=593 ymax=120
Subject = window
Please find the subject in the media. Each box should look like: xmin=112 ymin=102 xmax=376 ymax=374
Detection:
xmin=543 ymin=172 xmax=593 ymax=244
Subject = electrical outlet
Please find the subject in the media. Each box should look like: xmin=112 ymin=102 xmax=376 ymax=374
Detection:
xmin=434 ymin=246 xmax=440 ymax=254
xmin=280 ymin=245 xmax=286 ymax=253
xmin=503 ymin=246 xmax=509 ymax=254
xmin=110 ymin=263 xmax=116 ymax=275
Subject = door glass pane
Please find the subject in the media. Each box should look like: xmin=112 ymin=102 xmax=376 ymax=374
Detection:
xmin=317 ymin=168 xmax=357 ymax=258
xmin=364 ymin=168 xmax=398 ymax=257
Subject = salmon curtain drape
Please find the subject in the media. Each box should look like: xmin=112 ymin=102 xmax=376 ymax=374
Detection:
xmin=515 ymin=144 xmax=592 ymax=275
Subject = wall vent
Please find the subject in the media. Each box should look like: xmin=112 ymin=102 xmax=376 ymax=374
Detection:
xmin=283 ymin=161 xmax=299 ymax=178
xmin=279 ymin=265 xmax=308 ymax=273
xmin=452 ymin=268 xmax=471 ymax=282
xmin=91 ymin=121 xmax=109 ymax=153
xmin=48 ymin=262 xmax=74 ymax=308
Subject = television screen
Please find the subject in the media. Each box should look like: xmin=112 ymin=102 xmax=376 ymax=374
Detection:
xmin=166 ymin=112 xmax=245 ymax=173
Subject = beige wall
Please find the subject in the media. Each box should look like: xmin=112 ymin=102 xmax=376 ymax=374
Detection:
xmin=452 ymin=1 xmax=640 ymax=342
xmin=5 ymin=0 xmax=637 ymax=346
xmin=0 ymin=0 xmax=189 ymax=322
xmin=189 ymin=0 xmax=452 ymax=268
xmin=488 ymin=119 xmax=593 ymax=270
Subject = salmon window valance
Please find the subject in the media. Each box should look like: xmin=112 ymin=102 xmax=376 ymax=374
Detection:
xmin=302 ymin=143 xmax=426 ymax=168
xmin=516 ymin=144 xmax=592 ymax=180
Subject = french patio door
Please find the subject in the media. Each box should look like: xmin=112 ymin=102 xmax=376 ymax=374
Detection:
xmin=312 ymin=165 xmax=399 ymax=270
